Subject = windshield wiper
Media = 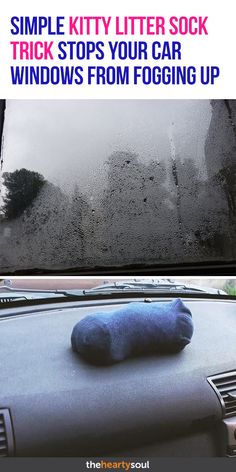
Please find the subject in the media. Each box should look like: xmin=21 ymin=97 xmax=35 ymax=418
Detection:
xmin=81 ymin=280 xmax=223 ymax=295
xmin=0 ymin=285 xmax=84 ymax=302
xmin=0 ymin=286 xmax=90 ymax=311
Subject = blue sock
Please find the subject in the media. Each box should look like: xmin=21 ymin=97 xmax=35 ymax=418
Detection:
xmin=71 ymin=298 xmax=194 ymax=365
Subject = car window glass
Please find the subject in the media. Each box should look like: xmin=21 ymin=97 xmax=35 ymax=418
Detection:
xmin=0 ymin=99 xmax=235 ymax=272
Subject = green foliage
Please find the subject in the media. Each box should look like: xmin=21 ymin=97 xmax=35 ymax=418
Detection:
xmin=2 ymin=168 xmax=46 ymax=220
xmin=226 ymin=288 xmax=236 ymax=296
xmin=223 ymin=280 xmax=236 ymax=296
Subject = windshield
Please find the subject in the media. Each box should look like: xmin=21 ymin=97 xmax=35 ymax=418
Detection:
xmin=0 ymin=99 xmax=235 ymax=273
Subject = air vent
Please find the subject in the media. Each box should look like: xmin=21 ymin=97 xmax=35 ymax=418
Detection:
xmin=0 ymin=410 xmax=14 ymax=457
xmin=208 ymin=371 xmax=236 ymax=418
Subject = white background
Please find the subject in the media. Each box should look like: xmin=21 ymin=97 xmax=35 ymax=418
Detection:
xmin=0 ymin=0 xmax=235 ymax=99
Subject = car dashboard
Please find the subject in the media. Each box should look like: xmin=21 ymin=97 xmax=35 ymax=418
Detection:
xmin=0 ymin=297 xmax=236 ymax=457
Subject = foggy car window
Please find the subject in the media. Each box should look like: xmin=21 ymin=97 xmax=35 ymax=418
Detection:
xmin=0 ymin=99 xmax=235 ymax=273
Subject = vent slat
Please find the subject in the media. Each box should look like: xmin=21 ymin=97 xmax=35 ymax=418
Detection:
xmin=224 ymin=402 xmax=236 ymax=409
xmin=215 ymin=382 xmax=236 ymax=389
xmin=208 ymin=372 xmax=236 ymax=417
xmin=214 ymin=378 xmax=236 ymax=387
xmin=217 ymin=385 xmax=236 ymax=394
xmin=222 ymin=395 xmax=236 ymax=401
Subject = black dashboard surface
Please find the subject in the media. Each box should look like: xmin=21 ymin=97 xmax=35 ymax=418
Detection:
xmin=0 ymin=298 xmax=235 ymax=456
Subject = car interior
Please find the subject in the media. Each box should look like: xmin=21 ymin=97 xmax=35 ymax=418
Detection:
xmin=0 ymin=284 xmax=236 ymax=458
